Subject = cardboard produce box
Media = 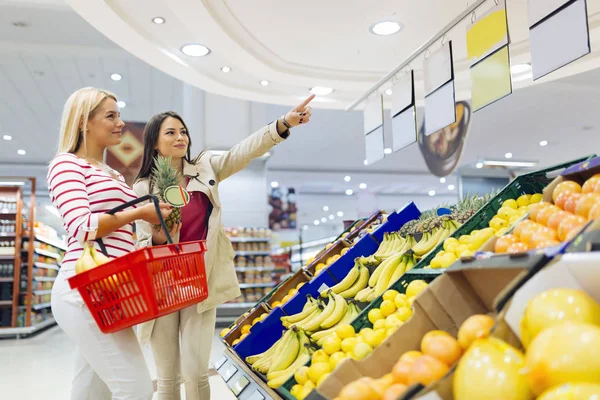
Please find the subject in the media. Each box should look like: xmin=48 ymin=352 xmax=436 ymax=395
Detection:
xmin=316 ymin=255 xmax=549 ymax=400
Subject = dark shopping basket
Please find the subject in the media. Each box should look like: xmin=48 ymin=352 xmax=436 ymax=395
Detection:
xmin=67 ymin=195 xmax=209 ymax=333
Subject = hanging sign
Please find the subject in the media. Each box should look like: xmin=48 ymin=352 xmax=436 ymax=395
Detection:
xmin=424 ymin=41 xmax=456 ymax=135
xmin=363 ymin=94 xmax=385 ymax=165
xmin=391 ymin=70 xmax=418 ymax=152
xmin=529 ymin=0 xmax=590 ymax=80
xmin=466 ymin=0 xmax=510 ymax=66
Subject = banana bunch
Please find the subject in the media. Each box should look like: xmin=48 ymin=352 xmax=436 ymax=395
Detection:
xmin=282 ymin=290 xmax=350 ymax=334
xmin=75 ymin=241 xmax=111 ymax=274
xmin=411 ymin=219 xmax=460 ymax=257
xmin=373 ymin=232 xmax=410 ymax=259
xmin=246 ymin=327 xmax=314 ymax=388
xmin=310 ymin=302 xmax=361 ymax=347
xmin=354 ymin=252 xmax=416 ymax=302
xmin=281 ymin=295 xmax=319 ymax=328
xmin=324 ymin=259 xmax=370 ymax=299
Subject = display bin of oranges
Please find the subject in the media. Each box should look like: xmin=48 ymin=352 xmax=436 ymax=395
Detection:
xmin=221 ymin=303 xmax=271 ymax=348
xmin=266 ymin=270 xmax=314 ymax=311
xmin=333 ymin=210 xmax=383 ymax=243
xmin=303 ymin=240 xmax=353 ymax=278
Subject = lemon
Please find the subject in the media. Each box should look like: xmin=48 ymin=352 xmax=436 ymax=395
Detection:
xmin=290 ymin=384 xmax=303 ymax=398
xmin=241 ymin=324 xmax=251 ymax=335
xmin=459 ymin=250 xmax=475 ymax=258
xmin=341 ymin=337 xmax=358 ymax=353
xmin=502 ymin=199 xmax=518 ymax=209
xmin=322 ymin=335 xmax=342 ymax=355
xmin=340 ymin=247 xmax=350 ymax=256
xmin=294 ymin=366 xmax=310 ymax=385
xmin=363 ymin=329 xmax=386 ymax=348
xmin=281 ymin=294 xmax=291 ymax=303
xmin=386 ymin=327 xmax=398 ymax=338
xmin=329 ymin=351 xmax=347 ymax=370
xmin=489 ymin=217 xmax=508 ymax=231
xmin=271 ymin=300 xmax=282 ymax=308
xmin=437 ymin=252 xmax=458 ymax=269
xmin=335 ymin=323 xmax=355 ymax=340
xmin=296 ymin=282 xmax=306 ymax=290
xmin=430 ymin=256 xmax=442 ymax=269
xmin=316 ymin=372 xmax=331 ymax=388
xmin=232 ymin=338 xmax=241 ymax=345
xmin=382 ymin=290 xmax=400 ymax=302
xmin=454 ymin=244 xmax=470 ymax=256
xmin=287 ymin=288 xmax=298 ymax=297
xmin=308 ymin=362 xmax=331 ymax=384
xmin=312 ymin=349 xmax=329 ymax=364
xmin=517 ymin=195 xmax=530 ymax=207
xmin=529 ymin=193 xmax=543 ymax=203
xmin=315 ymin=263 xmax=326 ymax=271
xmin=443 ymin=237 xmax=460 ymax=252
xmin=396 ymin=306 xmax=413 ymax=322
xmin=495 ymin=227 xmax=509 ymax=237
xmin=379 ymin=300 xmax=397 ymax=317
xmin=252 ymin=317 xmax=261 ymax=325
xmin=459 ymin=235 xmax=472 ymax=245
xmin=497 ymin=207 xmax=517 ymax=220
xmin=259 ymin=313 xmax=268 ymax=322
xmin=373 ymin=318 xmax=387 ymax=330
xmin=352 ymin=342 xmax=373 ymax=360
xmin=406 ymin=280 xmax=428 ymax=299
xmin=385 ymin=314 xmax=403 ymax=329
xmin=325 ymin=243 xmax=333 ymax=250
xmin=220 ymin=327 xmax=231 ymax=337
xmin=302 ymin=380 xmax=316 ymax=396
xmin=394 ymin=293 xmax=408 ymax=309
xmin=368 ymin=308 xmax=384 ymax=324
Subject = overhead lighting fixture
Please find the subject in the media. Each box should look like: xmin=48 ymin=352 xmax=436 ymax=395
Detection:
xmin=310 ymin=87 xmax=333 ymax=96
xmin=260 ymin=80 xmax=270 ymax=86
xmin=510 ymin=63 xmax=531 ymax=74
xmin=271 ymin=181 xmax=279 ymax=188
xmin=221 ymin=66 xmax=231 ymax=73
xmin=117 ymin=100 xmax=126 ymax=108
xmin=152 ymin=17 xmax=165 ymax=24
xmin=321 ymin=217 xmax=327 ymax=223
xmin=3 ymin=135 xmax=12 ymax=141
xmin=429 ymin=190 xmax=436 ymax=196
xmin=303 ymin=225 xmax=309 ymax=231
xmin=476 ymin=162 xmax=484 ymax=169
xmin=314 ymin=220 xmax=320 ymax=226
xmin=110 ymin=73 xmax=122 ymax=81
xmin=359 ymin=183 xmax=367 ymax=190
xmin=323 ymin=206 xmax=329 ymax=212
xmin=440 ymin=177 xmax=446 ymax=183
xmin=505 ymin=152 xmax=513 ymax=159
xmin=363 ymin=160 xmax=369 ymax=166
xmin=0 ymin=181 xmax=24 ymax=186
xmin=384 ymin=148 xmax=392 ymax=155
xmin=482 ymin=160 xmax=538 ymax=168
xmin=337 ymin=211 xmax=344 ymax=217
xmin=540 ymin=140 xmax=548 ymax=147
xmin=345 ymin=189 xmax=354 ymax=196
xmin=385 ymin=89 xmax=393 ymax=95
xmin=181 ymin=44 xmax=211 ymax=57
xmin=329 ymin=215 xmax=335 ymax=220
xmin=448 ymin=184 xmax=455 ymax=190
xmin=17 ymin=149 xmax=26 ymax=155
xmin=344 ymin=175 xmax=351 ymax=182
xmin=370 ymin=20 xmax=403 ymax=36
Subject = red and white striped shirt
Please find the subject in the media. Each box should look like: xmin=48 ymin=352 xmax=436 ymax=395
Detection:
xmin=47 ymin=153 xmax=138 ymax=271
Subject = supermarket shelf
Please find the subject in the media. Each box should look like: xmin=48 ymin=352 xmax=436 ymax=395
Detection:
xmin=32 ymin=302 xmax=51 ymax=310
xmin=272 ymin=235 xmax=337 ymax=255
xmin=0 ymin=232 xmax=16 ymax=238
xmin=229 ymin=237 xmax=271 ymax=243
xmin=235 ymin=251 xmax=271 ymax=256
xmin=0 ymin=300 xmax=12 ymax=306
xmin=239 ymin=282 xmax=276 ymax=289
xmin=34 ymin=276 xmax=56 ymax=282
xmin=32 ymin=248 xmax=62 ymax=260
xmin=235 ymin=267 xmax=275 ymax=272
xmin=34 ymin=262 xmax=60 ymax=271
xmin=0 ymin=212 xmax=16 ymax=216
xmin=0 ymin=317 xmax=56 ymax=336
xmin=0 ymin=250 xmax=16 ymax=258
xmin=0 ymin=277 xmax=13 ymax=282
xmin=33 ymin=289 xmax=52 ymax=295
xmin=218 ymin=302 xmax=255 ymax=309
xmin=33 ymin=235 xmax=67 ymax=251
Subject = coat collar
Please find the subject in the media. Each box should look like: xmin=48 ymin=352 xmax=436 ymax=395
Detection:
xmin=182 ymin=156 xmax=219 ymax=206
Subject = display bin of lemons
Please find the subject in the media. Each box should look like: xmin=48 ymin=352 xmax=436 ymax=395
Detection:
xmin=221 ymin=303 xmax=271 ymax=347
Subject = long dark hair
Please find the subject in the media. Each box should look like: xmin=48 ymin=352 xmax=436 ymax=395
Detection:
xmin=135 ymin=111 xmax=200 ymax=184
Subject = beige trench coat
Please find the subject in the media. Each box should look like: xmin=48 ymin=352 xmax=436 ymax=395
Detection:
xmin=133 ymin=121 xmax=286 ymax=346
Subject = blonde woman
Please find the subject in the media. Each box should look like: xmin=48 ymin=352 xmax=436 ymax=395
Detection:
xmin=133 ymin=95 xmax=314 ymax=399
xmin=49 ymin=87 xmax=173 ymax=399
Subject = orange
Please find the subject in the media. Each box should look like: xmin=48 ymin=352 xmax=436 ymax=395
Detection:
xmin=552 ymin=180 xmax=582 ymax=203
xmin=582 ymin=174 xmax=600 ymax=193
xmin=564 ymin=193 xmax=583 ymax=214
xmin=575 ymin=193 xmax=600 ymax=219
xmin=507 ymin=242 xmax=529 ymax=254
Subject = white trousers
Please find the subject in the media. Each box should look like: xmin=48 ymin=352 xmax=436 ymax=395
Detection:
xmin=149 ymin=305 xmax=216 ymax=400
xmin=51 ymin=270 xmax=154 ymax=400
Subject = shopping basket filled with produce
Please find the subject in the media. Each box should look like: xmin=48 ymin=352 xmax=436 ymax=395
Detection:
xmin=67 ymin=194 xmax=208 ymax=333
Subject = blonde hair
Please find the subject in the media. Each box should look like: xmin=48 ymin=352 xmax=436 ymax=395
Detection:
xmin=57 ymin=87 xmax=117 ymax=155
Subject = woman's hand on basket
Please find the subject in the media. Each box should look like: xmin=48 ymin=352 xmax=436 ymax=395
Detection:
xmin=138 ymin=202 xmax=173 ymax=225
xmin=152 ymin=221 xmax=181 ymax=245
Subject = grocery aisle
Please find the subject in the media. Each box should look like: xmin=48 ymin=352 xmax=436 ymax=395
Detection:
xmin=0 ymin=326 xmax=236 ymax=400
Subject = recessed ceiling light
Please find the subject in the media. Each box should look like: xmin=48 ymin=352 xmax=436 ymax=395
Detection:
xmin=344 ymin=175 xmax=351 ymax=182
xmin=303 ymin=225 xmax=309 ymax=231
xmin=337 ymin=211 xmax=344 ymax=217
xmin=363 ymin=160 xmax=369 ymax=166
xmin=321 ymin=217 xmax=327 ymax=223
xmin=505 ymin=152 xmax=513 ymax=159
xmin=117 ymin=100 xmax=126 ymax=108
xmin=17 ymin=149 xmax=26 ymax=155
xmin=329 ymin=215 xmax=334 ymax=220
xmin=260 ymin=80 xmax=270 ymax=86
xmin=510 ymin=63 xmax=531 ymax=74
xmin=3 ymin=135 xmax=12 ymax=141
xmin=345 ymin=189 xmax=354 ymax=196
xmin=476 ymin=162 xmax=483 ymax=169
xmin=540 ymin=140 xmax=548 ymax=147
xmin=314 ymin=220 xmax=320 ymax=226
xmin=429 ymin=190 xmax=436 ymax=196
xmin=385 ymin=89 xmax=393 ymax=95
xmin=323 ymin=206 xmax=329 ymax=211
xmin=440 ymin=177 xmax=446 ymax=183
xmin=310 ymin=87 xmax=333 ymax=96
xmin=370 ymin=21 xmax=403 ymax=36
xmin=359 ymin=183 xmax=367 ymax=190
xmin=384 ymin=148 xmax=392 ymax=155
xmin=110 ymin=73 xmax=122 ymax=81
xmin=448 ymin=184 xmax=455 ymax=190
xmin=221 ymin=66 xmax=231 ymax=73
xmin=271 ymin=181 xmax=279 ymax=188
xmin=181 ymin=44 xmax=211 ymax=57
xmin=152 ymin=17 xmax=165 ymax=24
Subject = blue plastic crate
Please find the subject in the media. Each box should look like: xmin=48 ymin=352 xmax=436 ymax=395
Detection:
xmin=371 ymin=202 xmax=421 ymax=242
xmin=324 ymin=234 xmax=380 ymax=282
xmin=282 ymin=269 xmax=338 ymax=316
xmin=233 ymin=306 xmax=287 ymax=360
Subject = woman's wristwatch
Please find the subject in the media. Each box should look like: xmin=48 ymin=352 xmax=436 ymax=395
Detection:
xmin=280 ymin=115 xmax=292 ymax=129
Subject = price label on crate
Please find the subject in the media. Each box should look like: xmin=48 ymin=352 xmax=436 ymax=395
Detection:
xmin=222 ymin=364 xmax=238 ymax=382
xmin=247 ymin=390 xmax=265 ymax=400
xmin=213 ymin=355 xmax=227 ymax=370
xmin=318 ymin=283 xmax=330 ymax=295
xmin=231 ymin=375 xmax=250 ymax=396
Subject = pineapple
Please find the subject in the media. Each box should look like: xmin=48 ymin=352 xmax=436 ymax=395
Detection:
xmin=151 ymin=155 xmax=183 ymax=231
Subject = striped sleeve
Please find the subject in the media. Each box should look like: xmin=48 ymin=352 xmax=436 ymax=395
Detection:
xmin=47 ymin=154 xmax=98 ymax=243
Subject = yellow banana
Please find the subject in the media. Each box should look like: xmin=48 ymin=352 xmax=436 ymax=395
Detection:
xmin=281 ymin=303 xmax=319 ymax=326
xmin=412 ymin=228 xmax=444 ymax=256
xmin=374 ymin=233 xmax=392 ymax=257
xmin=90 ymin=246 xmax=111 ymax=265
xmin=354 ymin=286 xmax=373 ymax=302
xmin=339 ymin=265 xmax=369 ymax=299
xmin=374 ymin=253 xmax=404 ymax=296
xmin=391 ymin=233 xmax=407 ymax=253
xmin=267 ymin=350 xmax=311 ymax=388
xmin=246 ymin=336 xmax=283 ymax=365
xmin=268 ymin=329 xmax=300 ymax=373
xmin=325 ymin=261 xmax=360 ymax=296
xmin=320 ymin=292 xmax=348 ymax=329
xmin=76 ymin=242 xmax=97 ymax=274
xmin=302 ymin=292 xmax=337 ymax=332
xmin=366 ymin=291 xmax=377 ymax=302
xmin=389 ymin=256 xmax=408 ymax=286
xmin=293 ymin=306 xmax=322 ymax=330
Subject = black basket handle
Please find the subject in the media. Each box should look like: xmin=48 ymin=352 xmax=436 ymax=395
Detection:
xmin=96 ymin=194 xmax=174 ymax=257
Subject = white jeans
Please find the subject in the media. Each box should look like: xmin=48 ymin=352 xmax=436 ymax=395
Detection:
xmin=52 ymin=270 xmax=154 ymax=400
xmin=150 ymin=305 xmax=216 ymax=400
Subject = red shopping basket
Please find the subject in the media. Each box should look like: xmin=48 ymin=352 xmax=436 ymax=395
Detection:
xmin=67 ymin=195 xmax=209 ymax=333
